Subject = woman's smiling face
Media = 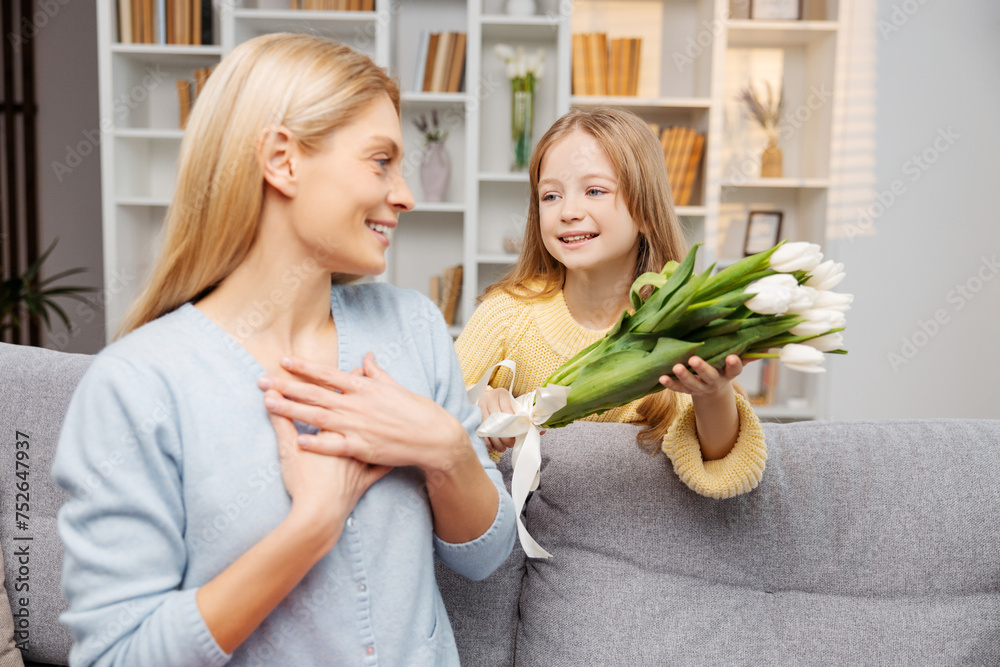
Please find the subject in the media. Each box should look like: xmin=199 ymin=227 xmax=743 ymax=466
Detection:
xmin=290 ymin=94 xmax=414 ymax=276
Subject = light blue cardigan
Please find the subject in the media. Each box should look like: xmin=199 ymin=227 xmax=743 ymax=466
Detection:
xmin=52 ymin=283 xmax=516 ymax=667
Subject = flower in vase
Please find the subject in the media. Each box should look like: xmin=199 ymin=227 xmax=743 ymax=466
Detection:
xmin=413 ymin=110 xmax=448 ymax=145
xmin=495 ymin=44 xmax=546 ymax=170
xmin=738 ymin=79 xmax=784 ymax=142
xmin=495 ymin=44 xmax=545 ymax=90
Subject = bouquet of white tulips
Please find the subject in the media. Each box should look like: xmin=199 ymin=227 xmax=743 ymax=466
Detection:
xmin=539 ymin=241 xmax=850 ymax=428
xmin=471 ymin=240 xmax=849 ymax=558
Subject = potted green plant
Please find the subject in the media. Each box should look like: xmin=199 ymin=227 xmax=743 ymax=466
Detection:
xmin=1 ymin=239 xmax=95 ymax=338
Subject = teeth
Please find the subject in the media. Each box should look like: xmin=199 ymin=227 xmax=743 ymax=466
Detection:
xmin=366 ymin=221 xmax=392 ymax=236
xmin=562 ymin=234 xmax=595 ymax=243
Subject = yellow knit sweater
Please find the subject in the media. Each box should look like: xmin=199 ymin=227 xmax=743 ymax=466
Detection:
xmin=455 ymin=288 xmax=767 ymax=499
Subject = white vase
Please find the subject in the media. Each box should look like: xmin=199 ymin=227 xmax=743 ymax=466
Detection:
xmin=420 ymin=142 xmax=450 ymax=203
xmin=505 ymin=0 xmax=537 ymax=16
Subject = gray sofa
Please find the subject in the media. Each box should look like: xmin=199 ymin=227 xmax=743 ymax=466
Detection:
xmin=1 ymin=342 xmax=998 ymax=666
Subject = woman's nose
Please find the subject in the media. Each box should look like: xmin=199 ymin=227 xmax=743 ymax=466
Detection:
xmin=390 ymin=172 xmax=415 ymax=212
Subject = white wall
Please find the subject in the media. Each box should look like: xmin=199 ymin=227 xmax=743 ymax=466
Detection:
xmin=35 ymin=0 xmax=105 ymax=354
xmin=826 ymin=0 xmax=1000 ymax=419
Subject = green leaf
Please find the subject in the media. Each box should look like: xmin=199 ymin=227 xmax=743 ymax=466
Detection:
xmin=630 ymin=244 xmax=700 ymax=332
xmin=543 ymin=337 xmax=702 ymax=428
xmin=629 ymin=272 xmax=667 ymax=310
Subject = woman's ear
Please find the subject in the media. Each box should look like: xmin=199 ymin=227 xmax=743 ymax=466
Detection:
xmin=260 ymin=126 xmax=299 ymax=198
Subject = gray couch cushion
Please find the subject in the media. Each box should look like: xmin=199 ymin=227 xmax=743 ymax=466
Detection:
xmin=437 ymin=455 xmax=524 ymax=667
xmin=0 ymin=343 xmax=92 ymax=666
xmin=513 ymin=419 xmax=1000 ymax=666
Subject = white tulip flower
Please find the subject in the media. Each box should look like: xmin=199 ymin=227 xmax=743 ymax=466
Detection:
xmin=779 ymin=344 xmax=827 ymax=373
xmin=811 ymin=291 xmax=853 ymax=313
xmin=770 ymin=242 xmax=824 ymax=273
xmin=786 ymin=285 xmax=819 ymax=314
xmin=802 ymin=332 xmax=844 ymax=352
xmin=805 ymin=260 xmax=846 ymax=290
xmin=789 ymin=308 xmax=847 ymax=337
xmin=744 ymin=274 xmax=799 ymax=315
xmin=505 ymin=61 xmax=518 ymax=80
xmin=494 ymin=44 xmax=514 ymax=61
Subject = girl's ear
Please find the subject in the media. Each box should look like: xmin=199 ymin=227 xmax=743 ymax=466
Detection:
xmin=261 ymin=126 xmax=298 ymax=198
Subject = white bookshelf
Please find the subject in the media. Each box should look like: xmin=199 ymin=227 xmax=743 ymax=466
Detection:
xmin=96 ymin=0 xmax=849 ymax=420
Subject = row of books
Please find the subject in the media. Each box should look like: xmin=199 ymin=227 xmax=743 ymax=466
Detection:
xmin=118 ymin=0 xmax=211 ymax=45
xmin=572 ymin=33 xmax=642 ymax=97
xmin=289 ymin=0 xmax=375 ymax=9
xmin=429 ymin=265 xmax=463 ymax=325
xmin=650 ymin=125 xmax=705 ymax=207
xmin=413 ymin=32 xmax=467 ymax=94
xmin=177 ymin=67 xmax=214 ymax=129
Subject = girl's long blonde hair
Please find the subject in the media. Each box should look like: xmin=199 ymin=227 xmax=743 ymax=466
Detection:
xmin=484 ymin=107 xmax=692 ymax=451
xmin=117 ymin=33 xmax=399 ymax=338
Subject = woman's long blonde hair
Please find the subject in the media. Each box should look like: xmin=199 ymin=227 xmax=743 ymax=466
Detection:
xmin=483 ymin=107 xmax=692 ymax=451
xmin=117 ymin=33 xmax=399 ymax=337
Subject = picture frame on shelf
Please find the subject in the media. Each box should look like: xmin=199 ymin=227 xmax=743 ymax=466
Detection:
xmin=743 ymin=210 xmax=783 ymax=256
xmin=749 ymin=0 xmax=802 ymax=20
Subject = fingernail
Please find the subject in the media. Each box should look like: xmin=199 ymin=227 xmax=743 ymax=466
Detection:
xmin=281 ymin=357 xmax=293 ymax=368
xmin=258 ymin=377 xmax=272 ymax=390
xmin=264 ymin=397 xmax=278 ymax=409
xmin=297 ymin=435 xmax=311 ymax=447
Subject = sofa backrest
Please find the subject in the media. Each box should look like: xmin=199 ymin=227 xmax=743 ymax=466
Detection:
xmin=0 ymin=343 xmax=92 ymax=666
xmin=3 ymin=341 xmax=999 ymax=667
xmin=454 ymin=418 xmax=999 ymax=667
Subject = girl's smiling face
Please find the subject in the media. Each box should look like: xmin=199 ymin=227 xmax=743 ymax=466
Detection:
xmin=289 ymin=94 xmax=414 ymax=276
xmin=537 ymin=129 xmax=640 ymax=280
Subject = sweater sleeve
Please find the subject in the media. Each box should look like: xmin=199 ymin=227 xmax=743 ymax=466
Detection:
xmin=420 ymin=295 xmax=517 ymax=580
xmin=51 ymin=355 xmax=230 ymax=667
xmin=660 ymin=392 xmax=767 ymax=499
xmin=454 ymin=291 xmax=519 ymax=390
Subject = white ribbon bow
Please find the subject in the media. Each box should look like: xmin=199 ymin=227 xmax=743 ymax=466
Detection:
xmin=468 ymin=361 xmax=570 ymax=559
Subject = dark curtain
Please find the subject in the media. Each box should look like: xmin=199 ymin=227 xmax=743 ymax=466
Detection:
xmin=1 ymin=0 xmax=40 ymax=346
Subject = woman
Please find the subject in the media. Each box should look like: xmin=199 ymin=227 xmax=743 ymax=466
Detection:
xmin=52 ymin=33 xmax=515 ymax=666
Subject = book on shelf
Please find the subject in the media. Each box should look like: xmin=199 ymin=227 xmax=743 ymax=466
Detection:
xmin=658 ymin=126 xmax=705 ymax=207
xmin=417 ymin=32 xmax=467 ymax=93
xmin=118 ymin=0 xmax=212 ymax=45
xmin=430 ymin=32 xmax=452 ymax=94
xmin=292 ymin=0 xmax=373 ymax=8
xmin=176 ymin=80 xmax=192 ymax=129
xmin=413 ymin=31 xmax=430 ymax=92
xmin=572 ymin=34 xmax=640 ymax=97
xmin=445 ymin=32 xmax=467 ymax=95
xmin=628 ymin=37 xmax=641 ymax=96
xmin=676 ymin=132 xmax=705 ymax=208
xmin=177 ymin=66 xmax=215 ymax=129
xmin=430 ymin=265 xmax=463 ymax=325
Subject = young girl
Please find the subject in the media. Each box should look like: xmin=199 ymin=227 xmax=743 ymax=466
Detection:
xmin=456 ymin=108 xmax=766 ymax=499
xmin=52 ymin=34 xmax=514 ymax=666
